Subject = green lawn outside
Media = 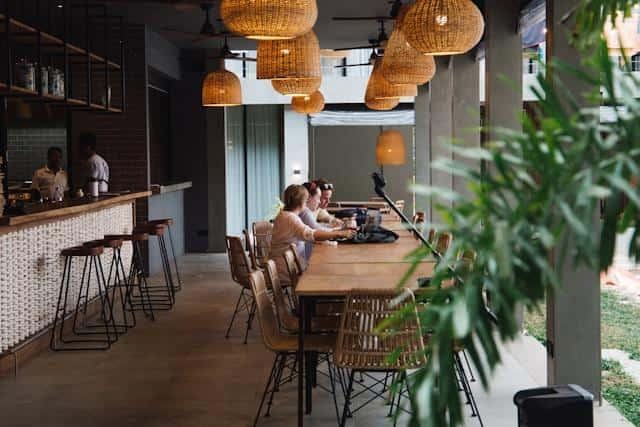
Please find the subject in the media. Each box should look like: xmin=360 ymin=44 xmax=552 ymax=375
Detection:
xmin=523 ymin=290 xmax=640 ymax=426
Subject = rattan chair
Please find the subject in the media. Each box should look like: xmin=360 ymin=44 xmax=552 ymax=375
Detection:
xmin=283 ymin=247 xmax=302 ymax=290
xmin=225 ymin=236 xmax=257 ymax=344
xmin=264 ymin=259 xmax=339 ymax=334
xmin=426 ymin=228 xmax=437 ymax=246
xmin=435 ymin=231 xmax=453 ymax=256
xmin=248 ymin=269 xmax=340 ymax=426
xmin=335 ymin=289 xmax=426 ymax=426
xmin=288 ymin=242 xmax=305 ymax=273
xmin=253 ymin=221 xmax=273 ymax=269
xmin=243 ymin=229 xmax=259 ymax=271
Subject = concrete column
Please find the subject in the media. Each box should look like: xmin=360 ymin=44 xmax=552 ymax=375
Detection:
xmin=484 ymin=0 xmax=525 ymax=330
xmin=414 ymin=84 xmax=430 ymax=217
xmin=452 ymin=54 xmax=481 ymax=200
xmin=429 ymin=57 xmax=454 ymax=223
xmin=484 ymin=0 xmax=523 ymax=143
xmin=546 ymin=0 xmax=601 ymax=398
xmin=283 ymin=106 xmax=309 ymax=186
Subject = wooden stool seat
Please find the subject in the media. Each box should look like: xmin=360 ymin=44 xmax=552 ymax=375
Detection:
xmin=148 ymin=218 xmax=173 ymax=226
xmin=61 ymin=245 xmax=104 ymax=257
xmin=105 ymin=233 xmax=149 ymax=242
xmin=83 ymin=239 xmax=123 ymax=249
xmin=135 ymin=224 xmax=165 ymax=236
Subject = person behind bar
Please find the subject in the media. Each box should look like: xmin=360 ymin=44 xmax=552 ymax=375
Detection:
xmin=79 ymin=132 xmax=110 ymax=193
xmin=31 ymin=146 xmax=68 ymax=201
xmin=314 ymin=178 xmax=342 ymax=226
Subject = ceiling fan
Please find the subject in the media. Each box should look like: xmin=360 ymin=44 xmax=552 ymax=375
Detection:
xmin=208 ymin=37 xmax=256 ymax=62
xmin=160 ymin=3 xmax=235 ymax=43
xmin=334 ymin=47 xmax=380 ymax=69
xmin=332 ymin=0 xmax=403 ymax=22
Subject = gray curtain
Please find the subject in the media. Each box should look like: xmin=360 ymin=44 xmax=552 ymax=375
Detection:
xmin=246 ymin=105 xmax=282 ymax=225
xmin=225 ymin=106 xmax=246 ymax=236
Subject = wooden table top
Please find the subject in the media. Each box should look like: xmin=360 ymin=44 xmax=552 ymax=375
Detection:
xmin=298 ymin=225 xmax=434 ymax=296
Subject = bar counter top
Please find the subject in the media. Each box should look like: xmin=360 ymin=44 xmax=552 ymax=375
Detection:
xmin=0 ymin=191 xmax=151 ymax=232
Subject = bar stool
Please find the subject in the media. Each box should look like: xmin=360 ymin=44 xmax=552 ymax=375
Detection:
xmin=148 ymin=218 xmax=182 ymax=292
xmin=135 ymin=223 xmax=176 ymax=308
xmin=50 ymin=244 xmax=118 ymax=351
xmin=105 ymin=230 xmax=156 ymax=320
xmin=83 ymin=237 xmax=135 ymax=331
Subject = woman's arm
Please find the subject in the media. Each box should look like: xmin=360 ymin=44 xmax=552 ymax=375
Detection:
xmin=291 ymin=213 xmax=354 ymax=242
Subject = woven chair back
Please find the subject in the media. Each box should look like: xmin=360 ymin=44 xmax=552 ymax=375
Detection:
xmin=243 ymin=229 xmax=259 ymax=271
xmin=283 ymin=248 xmax=301 ymax=289
xmin=264 ymin=260 xmax=299 ymax=332
xmin=249 ymin=269 xmax=286 ymax=352
xmin=335 ymin=289 xmax=426 ymax=370
xmin=288 ymin=242 xmax=305 ymax=272
xmin=253 ymin=221 xmax=273 ymax=268
xmin=225 ymin=236 xmax=253 ymax=288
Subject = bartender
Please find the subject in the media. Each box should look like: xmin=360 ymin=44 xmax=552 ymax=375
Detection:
xmin=79 ymin=132 xmax=110 ymax=193
xmin=31 ymin=146 xmax=68 ymax=201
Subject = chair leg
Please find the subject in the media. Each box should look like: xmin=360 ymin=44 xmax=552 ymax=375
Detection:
xmin=456 ymin=353 xmax=484 ymax=427
xmin=327 ymin=358 xmax=341 ymax=425
xmin=340 ymin=370 xmax=355 ymax=427
xmin=225 ymin=288 xmax=245 ymax=339
xmin=167 ymin=225 xmax=183 ymax=291
xmin=463 ymin=350 xmax=476 ymax=382
xmin=244 ymin=298 xmax=256 ymax=344
xmin=253 ymin=354 xmax=280 ymax=427
xmin=265 ymin=354 xmax=287 ymax=416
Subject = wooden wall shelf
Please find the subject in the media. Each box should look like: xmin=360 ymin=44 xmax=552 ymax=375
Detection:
xmin=0 ymin=5 xmax=125 ymax=114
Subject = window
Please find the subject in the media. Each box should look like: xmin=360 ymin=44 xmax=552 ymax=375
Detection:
xmin=632 ymin=53 xmax=640 ymax=72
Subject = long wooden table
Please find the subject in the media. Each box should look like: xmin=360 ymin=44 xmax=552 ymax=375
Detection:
xmin=295 ymin=225 xmax=435 ymax=426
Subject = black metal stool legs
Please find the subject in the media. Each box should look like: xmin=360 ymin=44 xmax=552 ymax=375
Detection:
xmin=166 ymin=225 xmax=183 ymax=292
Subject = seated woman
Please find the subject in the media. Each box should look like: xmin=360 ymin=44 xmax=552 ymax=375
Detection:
xmin=270 ymin=184 xmax=355 ymax=286
xmin=314 ymin=178 xmax=342 ymax=226
xmin=300 ymin=181 xmax=334 ymax=260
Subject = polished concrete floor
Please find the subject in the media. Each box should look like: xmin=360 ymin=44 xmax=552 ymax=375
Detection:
xmin=0 ymin=254 xmax=632 ymax=427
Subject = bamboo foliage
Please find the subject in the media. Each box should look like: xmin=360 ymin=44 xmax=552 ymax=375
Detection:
xmin=386 ymin=1 xmax=640 ymax=426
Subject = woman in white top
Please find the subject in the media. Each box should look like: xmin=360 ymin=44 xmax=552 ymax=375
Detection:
xmin=270 ymin=184 xmax=355 ymax=286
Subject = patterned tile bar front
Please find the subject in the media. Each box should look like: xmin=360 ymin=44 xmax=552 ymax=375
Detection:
xmin=0 ymin=204 xmax=134 ymax=354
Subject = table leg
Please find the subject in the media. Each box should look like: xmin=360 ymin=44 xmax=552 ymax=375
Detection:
xmin=298 ymin=296 xmax=305 ymax=427
xmin=304 ymin=297 xmax=314 ymax=414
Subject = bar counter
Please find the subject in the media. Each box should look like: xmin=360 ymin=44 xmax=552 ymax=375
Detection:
xmin=0 ymin=191 xmax=150 ymax=354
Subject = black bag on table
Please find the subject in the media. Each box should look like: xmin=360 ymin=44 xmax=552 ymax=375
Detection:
xmin=345 ymin=225 xmax=399 ymax=244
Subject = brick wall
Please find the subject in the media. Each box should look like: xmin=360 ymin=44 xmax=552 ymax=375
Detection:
xmin=70 ymin=24 xmax=149 ymax=225
xmin=7 ymin=128 xmax=67 ymax=181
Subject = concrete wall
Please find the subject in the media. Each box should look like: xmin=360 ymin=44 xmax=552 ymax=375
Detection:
xmin=310 ymin=125 xmax=415 ymax=214
xmin=284 ymin=106 xmax=309 ymax=186
xmin=148 ymin=190 xmax=186 ymax=275
xmin=146 ymin=29 xmax=181 ymax=80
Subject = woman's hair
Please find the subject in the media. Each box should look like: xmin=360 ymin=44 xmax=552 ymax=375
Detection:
xmin=302 ymin=181 xmax=320 ymax=197
xmin=283 ymin=184 xmax=309 ymax=211
xmin=314 ymin=178 xmax=334 ymax=191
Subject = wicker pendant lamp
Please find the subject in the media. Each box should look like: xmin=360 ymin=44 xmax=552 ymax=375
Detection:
xmin=382 ymin=29 xmax=436 ymax=85
xmin=402 ymin=0 xmax=484 ymax=55
xmin=365 ymin=96 xmax=400 ymax=111
xmin=257 ymin=31 xmax=321 ymax=82
xmin=376 ymin=129 xmax=406 ymax=166
xmin=202 ymin=68 xmax=242 ymax=107
xmin=220 ymin=0 xmax=318 ymax=40
xmin=291 ymin=90 xmax=325 ymax=114
xmin=272 ymin=76 xmax=321 ymax=96
xmin=366 ymin=59 xmax=417 ymax=100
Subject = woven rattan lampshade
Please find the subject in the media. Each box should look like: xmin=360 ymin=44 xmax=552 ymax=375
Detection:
xmin=220 ymin=0 xmax=318 ymax=40
xmin=257 ymin=31 xmax=321 ymax=81
xmin=365 ymin=97 xmax=400 ymax=111
xmin=366 ymin=59 xmax=417 ymax=100
xmin=202 ymin=68 xmax=242 ymax=107
xmin=402 ymin=0 xmax=485 ymax=55
xmin=382 ymin=28 xmax=437 ymax=85
xmin=272 ymin=76 xmax=321 ymax=96
xmin=291 ymin=90 xmax=325 ymax=114
xmin=376 ymin=129 xmax=406 ymax=165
